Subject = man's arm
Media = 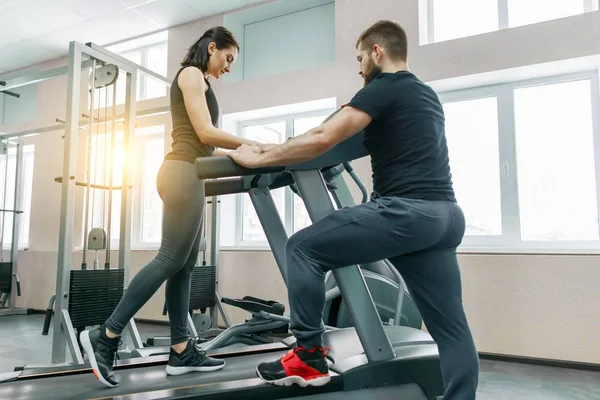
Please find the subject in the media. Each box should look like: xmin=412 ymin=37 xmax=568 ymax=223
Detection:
xmin=251 ymin=106 xmax=372 ymax=167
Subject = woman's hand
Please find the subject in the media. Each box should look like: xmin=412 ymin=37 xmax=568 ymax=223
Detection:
xmin=228 ymin=144 xmax=263 ymax=168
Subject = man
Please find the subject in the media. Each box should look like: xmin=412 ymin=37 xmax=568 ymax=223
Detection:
xmin=228 ymin=20 xmax=479 ymax=400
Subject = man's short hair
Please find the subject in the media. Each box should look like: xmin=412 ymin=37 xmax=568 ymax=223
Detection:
xmin=356 ymin=20 xmax=408 ymax=61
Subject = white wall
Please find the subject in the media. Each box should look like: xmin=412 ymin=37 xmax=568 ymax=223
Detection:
xmin=241 ymin=2 xmax=335 ymax=80
xmin=1 ymin=0 xmax=600 ymax=365
xmin=1 ymin=81 xmax=38 ymax=126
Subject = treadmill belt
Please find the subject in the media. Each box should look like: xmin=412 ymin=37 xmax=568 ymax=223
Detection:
xmin=0 ymin=352 xmax=286 ymax=400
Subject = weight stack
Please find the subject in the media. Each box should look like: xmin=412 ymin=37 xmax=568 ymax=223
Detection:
xmin=68 ymin=269 xmax=125 ymax=328
xmin=0 ymin=262 xmax=12 ymax=293
xmin=189 ymin=264 xmax=216 ymax=311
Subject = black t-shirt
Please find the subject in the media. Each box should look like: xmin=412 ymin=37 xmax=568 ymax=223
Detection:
xmin=347 ymin=70 xmax=456 ymax=202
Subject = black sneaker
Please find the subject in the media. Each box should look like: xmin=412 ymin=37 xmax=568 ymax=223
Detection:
xmin=165 ymin=339 xmax=226 ymax=376
xmin=256 ymin=346 xmax=330 ymax=387
xmin=80 ymin=326 xmax=120 ymax=387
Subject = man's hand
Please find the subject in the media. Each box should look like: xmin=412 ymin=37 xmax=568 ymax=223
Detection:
xmin=228 ymin=144 xmax=264 ymax=168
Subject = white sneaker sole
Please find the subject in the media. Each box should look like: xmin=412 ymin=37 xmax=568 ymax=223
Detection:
xmin=80 ymin=330 xmax=118 ymax=388
xmin=165 ymin=361 xmax=226 ymax=376
xmin=256 ymin=368 xmax=331 ymax=387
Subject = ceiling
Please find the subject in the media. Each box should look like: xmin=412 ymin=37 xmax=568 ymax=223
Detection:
xmin=0 ymin=0 xmax=265 ymax=75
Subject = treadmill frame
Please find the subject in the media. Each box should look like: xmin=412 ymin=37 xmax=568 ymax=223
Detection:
xmin=0 ymin=156 xmax=445 ymax=400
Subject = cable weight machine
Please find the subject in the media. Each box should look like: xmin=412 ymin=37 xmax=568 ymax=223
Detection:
xmin=43 ymin=51 xmax=145 ymax=365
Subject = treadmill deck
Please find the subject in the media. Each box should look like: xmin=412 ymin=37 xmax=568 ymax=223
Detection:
xmin=0 ymin=327 xmax=443 ymax=400
xmin=0 ymin=351 xmax=291 ymax=400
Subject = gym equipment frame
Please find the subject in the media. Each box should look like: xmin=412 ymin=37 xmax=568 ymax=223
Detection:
xmin=0 ymin=139 xmax=27 ymax=317
xmin=52 ymin=41 xmax=172 ymax=365
xmin=0 ymin=41 xmax=172 ymax=365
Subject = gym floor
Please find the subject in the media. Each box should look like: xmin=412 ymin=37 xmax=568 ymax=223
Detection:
xmin=1 ymin=314 xmax=599 ymax=400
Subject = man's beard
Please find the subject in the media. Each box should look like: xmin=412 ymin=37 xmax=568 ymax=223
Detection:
xmin=363 ymin=57 xmax=382 ymax=86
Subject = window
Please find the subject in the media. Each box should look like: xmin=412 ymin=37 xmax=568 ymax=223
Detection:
xmin=233 ymin=110 xmax=332 ymax=247
xmin=425 ymin=0 xmax=598 ymax=43
xmin=94 ymin=33 xmax=168 ymax=108
xmin=443 ymin=96 xmax=502 ymax=236
xmin=114 ymin=42 xmax=168 ymax=104
xmin=507 ymin=0 xmax=587 ymax=28
xmin=439 ymin=71 xmax=600 ymax=252
xmin=431 ymin=0 xmax=498 ymax=43
xmin=240 ymin=121 xmax=287 ymax=242
xmin=0 ymin=144 xmax=34 ymax=249
xmin=85 ymin=125 xmax=164 ymax=249
xmin=138 ymin=134 xmax=164 ymax=245
xmin=292 ymin=116 xmax=329 ymax=232
xmin=513 ymin=79 xmax=597 ymax=241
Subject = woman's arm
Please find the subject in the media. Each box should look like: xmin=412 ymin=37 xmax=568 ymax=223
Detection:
xmin=178 ymin=67 xmax=264 ymax=150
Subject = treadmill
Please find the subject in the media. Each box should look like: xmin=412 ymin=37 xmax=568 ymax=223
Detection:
xmin=0 ymin=111 xmax=445 ymax=400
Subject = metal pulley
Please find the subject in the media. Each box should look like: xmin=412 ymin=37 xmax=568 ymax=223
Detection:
xmin=90 ymin=64 xmax=119 ymax=89
xmin=87 ymin=227 xmax=107 ymax=250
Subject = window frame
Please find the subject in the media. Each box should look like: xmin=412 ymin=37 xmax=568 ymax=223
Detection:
xmin=127 ymin=40 xmax=168 ymax=101
xmin=233 ymin=108 xmax=336 ymax=248
xmin=130 ymin=129 xmax=165 ymax=250
xmin=439 ymin=69 xmax=600 ymax=253
xmin=94 ymin=40 xmax=168 ymax=108
xmin=0 ymin=144 xmax=34 ymax=250
xmin=425 ymin=0 xmax=599 ymax=44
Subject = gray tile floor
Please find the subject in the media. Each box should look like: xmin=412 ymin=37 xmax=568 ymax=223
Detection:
xmin=1 ymin=314 xmax=599 ymax=399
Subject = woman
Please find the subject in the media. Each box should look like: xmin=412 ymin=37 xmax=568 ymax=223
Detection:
xmin=80 ymin=26 xmax=272 ymax=388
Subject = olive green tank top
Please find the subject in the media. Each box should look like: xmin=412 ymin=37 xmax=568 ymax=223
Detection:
xmin=164 ymin=67 xmax=219 ymax=163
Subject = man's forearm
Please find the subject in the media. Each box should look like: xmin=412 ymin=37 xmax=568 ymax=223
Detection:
xmin=255 ymin=128 xmax=330 ymax=167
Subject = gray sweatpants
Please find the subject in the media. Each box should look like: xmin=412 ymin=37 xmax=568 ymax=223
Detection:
xmin=286 ymin=195 xmax=479 ymax=400
xmin=105 ymin=160 xmax=204 ymax=345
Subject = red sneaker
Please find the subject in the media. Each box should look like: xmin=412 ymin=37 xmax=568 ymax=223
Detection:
xmin=256 ymin=346 xmax=331 ymax=387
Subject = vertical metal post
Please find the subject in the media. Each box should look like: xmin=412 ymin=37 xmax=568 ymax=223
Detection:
xmin=292 ymin=170 xmax=395 ymax=363
xmin=119 ymin=69 xmax=136 ymax=283
xmin=53 ymin=41 xmax=82 ymax=364
xmin=209 ymin=195 xmax=220 ymax=328
xmin=119 ymin=66 xmax=142 ymax=348
xmin=9 ymin=141 xmax=24 ymax=312
xmin=105 ymin=78 xmax=118 ymax=268
xmin=209 ymin=196 xmax=219 ymax=266
xmin=81 ymin=59 xmax=97 ymax=269
xmin=249 ymin=187 xmax=289 ymax=285
xmin=0 ymin=140 xmax=8 ymax=264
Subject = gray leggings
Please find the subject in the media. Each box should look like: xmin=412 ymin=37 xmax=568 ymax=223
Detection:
xmin=286 ymin=196 xmax=479 ymax=400
xmin=105 ymin=160 xmax=204 ymax=345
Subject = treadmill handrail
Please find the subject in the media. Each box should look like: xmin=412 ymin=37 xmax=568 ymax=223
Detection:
xmin=196 ymin=107 xmax=369 ymax=181
xmin=196 ymin=157 xmax=285 ymax=180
